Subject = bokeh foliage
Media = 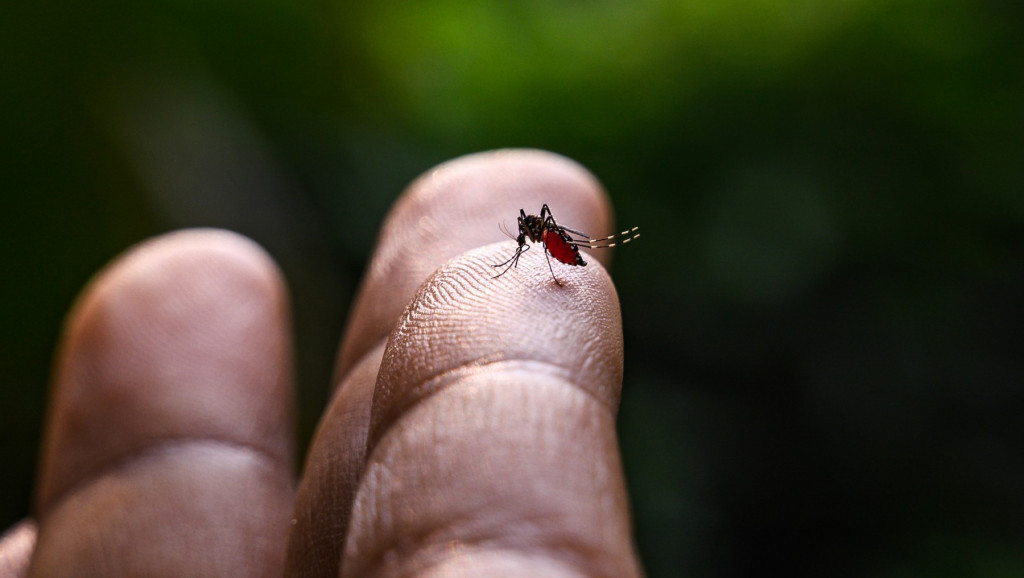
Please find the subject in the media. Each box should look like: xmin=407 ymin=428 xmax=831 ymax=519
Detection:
xmin=3 ymin=0 xmax=1022 ymax=575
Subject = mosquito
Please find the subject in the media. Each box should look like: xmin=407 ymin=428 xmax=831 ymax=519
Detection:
xmin=492 ymin=203 xmax=640 ymax=285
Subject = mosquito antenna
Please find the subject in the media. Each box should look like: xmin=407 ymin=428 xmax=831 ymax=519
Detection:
xmin=498 ymin=221 xmax=517 ymax=241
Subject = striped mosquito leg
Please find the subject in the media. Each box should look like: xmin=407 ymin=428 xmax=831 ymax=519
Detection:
xmin=601 ymin=226 xmax=639 ymax=240
xmin=579 ymin=226 xmax=640 ymax=248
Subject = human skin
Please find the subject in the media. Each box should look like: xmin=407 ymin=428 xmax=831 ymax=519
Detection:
xmin=1 ymin=150 xmax=642 ymax=577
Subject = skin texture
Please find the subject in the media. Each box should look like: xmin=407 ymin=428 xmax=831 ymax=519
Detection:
xmin=3 ymin=150 xmax=642 ymax=577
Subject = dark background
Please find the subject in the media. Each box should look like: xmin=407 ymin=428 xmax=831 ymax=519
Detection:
xmin=3 ymin=1 xmax=1022 ymax=576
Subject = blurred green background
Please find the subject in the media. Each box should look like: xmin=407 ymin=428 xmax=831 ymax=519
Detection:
xmin=3 ymin=0 xmax=1022 ymax=575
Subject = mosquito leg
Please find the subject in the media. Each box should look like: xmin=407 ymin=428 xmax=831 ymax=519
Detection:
xmin=574 ymin=227 xmax=640 ymax=248
xmin=582 ymin=226 xmax=640 ymax=243
xmin=560 ymin=225 xmax=592 ymax=238
xmin=544 ymin=245 xmax=563 ymax=286
xmin=492 ymin=244 xmax=529 ymax=279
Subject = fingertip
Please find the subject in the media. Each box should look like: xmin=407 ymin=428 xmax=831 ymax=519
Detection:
xmin=336 ymin=149 xmax=615 ymax=381
xmin=38 ymin=228 xmax=295 ymax=514
xmin=369 ymin=242 xmax=624 ymax=449
xmin=77 ymin=228 xmax=285 ymax=309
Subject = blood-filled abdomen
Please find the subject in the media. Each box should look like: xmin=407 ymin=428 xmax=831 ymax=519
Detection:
xmin=543 ymin=229 xmax=586 ymax=266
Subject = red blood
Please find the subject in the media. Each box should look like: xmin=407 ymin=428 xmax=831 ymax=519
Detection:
xmin=543 ymin=228 xmax=584 ymax=265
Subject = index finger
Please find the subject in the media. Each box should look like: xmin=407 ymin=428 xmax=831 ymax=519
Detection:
xmin=348 ymin=243 xmax=640 ymax=577
xmin=286 ymin=150 xmax=638 ymax=577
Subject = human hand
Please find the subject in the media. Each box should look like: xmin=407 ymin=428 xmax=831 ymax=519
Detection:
xmin=2 ymin=150 xmax=641 ymax=577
